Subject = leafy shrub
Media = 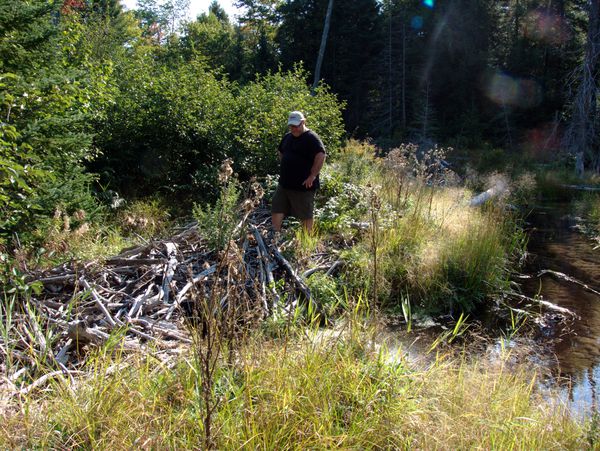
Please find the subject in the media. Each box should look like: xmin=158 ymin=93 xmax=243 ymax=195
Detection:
xmin=193 ymin=160 xmax=241 ymax=251
xmin=96 ymin=59 xmax=345 ymax=204
xmin=316 ymin=173 xmax=370 ymax=232
xmin=115 ymin=198 xmax=171 ymax=239
xmin=329 ymin=139 xmax=378 ymax=185
xmin=305 ymin=272 xmax=345 ymax=316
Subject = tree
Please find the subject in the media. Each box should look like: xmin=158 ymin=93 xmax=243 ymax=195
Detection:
xmin=180 ymin=9 xmax=237 ymax=72
xmin=278 ymin=0 xmax=382 ymax=133
xmin=311 ymin=0 xmax=333 ymax=94
xmin=0 ymin=0 xmax=114 ymax=246
xmin=136 ymin=0 xmax=190 ymax=43
xmin=235 ymin=0 xmax=281 ymax=77
xmin=364 ymin=0 xmax=428 ymax=145
xmin=565 ymin=0 xmax=600 ymax=175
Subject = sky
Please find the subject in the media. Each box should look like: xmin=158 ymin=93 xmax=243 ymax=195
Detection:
xmin=122 ymin=0 xmax=241 ymax=22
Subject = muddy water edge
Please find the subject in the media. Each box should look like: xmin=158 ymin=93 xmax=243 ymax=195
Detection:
xmin=519 ymin=201 xmax=600 ymax=417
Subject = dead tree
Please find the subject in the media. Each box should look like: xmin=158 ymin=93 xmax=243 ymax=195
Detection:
xmin=565 ymin=0 xmax=600 ymax=176
xmin=311 ymin=0 xmax=334 ymax=95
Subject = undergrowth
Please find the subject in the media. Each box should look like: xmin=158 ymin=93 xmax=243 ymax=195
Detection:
xmin=0 ymin=319 xmax=585 ymax=449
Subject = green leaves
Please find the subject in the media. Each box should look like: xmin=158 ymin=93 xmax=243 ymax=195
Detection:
xmin=97 ymin=56 xmax=344 ymax=202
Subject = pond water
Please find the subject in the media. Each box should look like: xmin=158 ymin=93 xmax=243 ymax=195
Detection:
xmin=520 ymin=202 xmax=600 ymax=416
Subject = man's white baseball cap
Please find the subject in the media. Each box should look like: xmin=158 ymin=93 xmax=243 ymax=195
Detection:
xmin=287 ymin=111 xmax=305 ymax=126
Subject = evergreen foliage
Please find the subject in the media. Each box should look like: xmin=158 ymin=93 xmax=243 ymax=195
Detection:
xmin=0 ymin=0 xmax=115 ymax=246
xmin=1 ymin=0 xmax=598 ymax=252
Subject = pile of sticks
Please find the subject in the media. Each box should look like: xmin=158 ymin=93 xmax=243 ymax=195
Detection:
xmin=7 ymin=208 xmax=341 ymax=373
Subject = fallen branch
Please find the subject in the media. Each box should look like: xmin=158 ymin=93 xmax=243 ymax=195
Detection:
xmin=507 ymin=291 xmax=578 ymax=318
xmin=469 ymin=179 xmax=508 ymax=207
xmin=80 ymin=278 xmax=119 ymax=327
xmin=270 ymin=245 xmax=312 ymax=302
xmin=251 ymin=226 xmax=280 ymax=310
xmin=17 ymin=370 xmax=82 ymax=396
xmin=517 ymin=269 xmax=600 ymax=297
xmin=561 ymin=184 xmax=600 ymax=192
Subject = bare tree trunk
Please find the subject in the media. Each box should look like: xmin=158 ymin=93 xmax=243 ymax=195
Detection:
xmin=402 ymin=22 xmax=407 ymax=130
xmin=312 ymin=0 xmax=334 ymax=95
xmin=388 ymin=4 xmax=393 ymax=139
xmin=566 ymin=0 xmax=600 ymax=176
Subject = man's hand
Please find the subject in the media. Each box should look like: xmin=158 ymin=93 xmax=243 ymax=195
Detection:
xmin=302 ymin=174 xmax=316 ymax=188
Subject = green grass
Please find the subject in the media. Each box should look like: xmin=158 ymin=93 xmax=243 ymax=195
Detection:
xmin=325 ymin=143 xmax=526 ymax=314
xmin=0 ymin=321 xmax=586 ymax=449
xmin=573 ymin=192 xmax=600 ymax=248
xmin=2 ymin=140 xmax=574 ymax=448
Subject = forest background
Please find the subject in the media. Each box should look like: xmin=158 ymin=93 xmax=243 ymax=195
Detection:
xmin=1 ymin=0 xmax=598 ymax=256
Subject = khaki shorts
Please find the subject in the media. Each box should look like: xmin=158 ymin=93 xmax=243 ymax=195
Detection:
xmin=271 ymin=185 xmax=316 ymax=220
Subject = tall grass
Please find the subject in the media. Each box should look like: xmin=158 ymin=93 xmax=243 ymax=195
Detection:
xmin=326 ymin=141 xmax=526 ymax=315
xmin=0 ymin=320 xmax=585 ymax=449
xmin=574 ymin=193 xmax=600 ymax=247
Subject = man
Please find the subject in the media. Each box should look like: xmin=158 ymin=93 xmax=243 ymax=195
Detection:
xmin=271 ymin=111 xmax=326 ymax=234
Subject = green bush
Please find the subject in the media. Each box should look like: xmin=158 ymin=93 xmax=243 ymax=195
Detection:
xmin=193 ymin=160 xmax=241 ymax=251
xmin=96 ymin=57 xmax=345 ymax=204
xmin=306 ymin=272 xmax=345 ymax=316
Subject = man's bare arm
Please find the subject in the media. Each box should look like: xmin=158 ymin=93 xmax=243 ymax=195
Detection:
xmin=302 ymin=152 xmax=326 ymax=188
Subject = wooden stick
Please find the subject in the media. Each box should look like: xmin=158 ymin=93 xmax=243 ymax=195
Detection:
xmin=507 ymin=292 xmax=578 ymax=317
xmin=159 ymin=242 xmax=178 ymax=304
xmin=270 ymin=245 xmax=312 ymax=301
xmin=325 ymin=260 xmax=343 ymax=277
xmin=105 ymin=258 xmax=167 ymax=266
xmin=254 ymin=245 xmax=269 ymax=314
xmin=80 ymin=278 xmax=119 ymax=327
xmin=164 ymin=265 xmax=217 ymax=320
xmin=517 ymin=269 xmax=600 ymax=297
xmin=128 ymin=283 xmax=156 ymax=319
xmin=17 ymin=370 xmax=82 ymax=396
xmin=302 ymin=264 xmax=332 ymax=278
xmin=35 ymin=274 xmax=76 ymax=284
xmin=251 ymin=227 xmax=280 ymax=309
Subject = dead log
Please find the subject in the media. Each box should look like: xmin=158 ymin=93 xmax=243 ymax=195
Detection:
xmin=251 ymin=226 xmax=280 ymax=309
xmin=270 ymin=245 xmax=312 ymax=302
xmin=159 ymin=242 xmax=178 ymax=304
xmin=561 ymin=184 xmax=600 ymax=192
xmin=469 ymin=179 xmax=508 ymax=207
xmin=517 ymin=269 xmax=600 ymax=297
xmin=507 ymin=291 xmax=578 ymax=318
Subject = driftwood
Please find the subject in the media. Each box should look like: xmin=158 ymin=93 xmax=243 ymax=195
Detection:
xmin=507 ymin=291 xmax=578 ymax=318
xmin=9 ymin=206 xmax=339 ymax=374
xmin=516 ymin=269 xmax=600 ymax=298
xmin=469 ymin=180 xmax=508 ymax=207
xmin=561 ymin=184 xmax=600 ymax=192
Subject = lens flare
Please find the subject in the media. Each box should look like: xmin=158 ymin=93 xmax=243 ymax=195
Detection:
xmin=523 ymin=122 xmax=563 ymax=159
xmin=522 ymin=9 xmax=570 ymax=45
xmin=423 ymin=0 xmax=435 ymax=8
xmin=485 ymin=71 xmax=542 ymax=109
xmin=411 ymin=16 xmax=424 ymax=29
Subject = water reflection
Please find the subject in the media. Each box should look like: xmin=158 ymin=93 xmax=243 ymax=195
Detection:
xmin=522 ymin=203 xmax=600 ymax=416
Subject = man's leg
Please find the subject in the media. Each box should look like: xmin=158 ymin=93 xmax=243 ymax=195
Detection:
xmin=272 ymin=213 xmax=284 ymax=232
xmin=271 ymin=185 xmax=288 ymax=233
xmin=301 ymin=218 xmax=314 ymax=234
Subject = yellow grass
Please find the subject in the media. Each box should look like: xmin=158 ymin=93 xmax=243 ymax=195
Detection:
xmin=0 ymin=322 xmax=586 ymax=449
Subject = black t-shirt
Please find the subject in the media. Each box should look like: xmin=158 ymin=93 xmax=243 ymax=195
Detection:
xmin=278 ymin=130 xmax=326 ymax=191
